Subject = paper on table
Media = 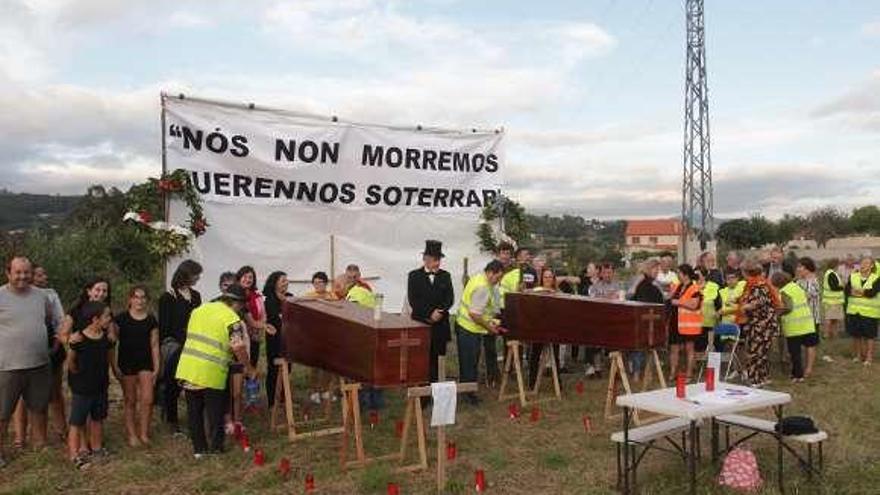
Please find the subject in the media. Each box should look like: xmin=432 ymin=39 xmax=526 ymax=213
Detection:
xmin=690 ymin=387 xmax=755 ymax=405
xmin=431 ymin=382 xmax=457 ymax=426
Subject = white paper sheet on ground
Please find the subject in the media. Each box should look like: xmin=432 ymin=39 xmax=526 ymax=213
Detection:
xmin=707 ymin=352 xmax=721 ymax=384
xmin=431 ymin=382 xmax=458 ymax=426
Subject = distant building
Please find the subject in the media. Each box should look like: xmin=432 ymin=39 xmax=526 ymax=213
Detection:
xmin=624 ymin=219 xmax=682 ymax=257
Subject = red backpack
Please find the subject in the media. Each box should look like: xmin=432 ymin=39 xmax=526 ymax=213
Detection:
xmin=717 ymin=447 xmax=763 ymax=492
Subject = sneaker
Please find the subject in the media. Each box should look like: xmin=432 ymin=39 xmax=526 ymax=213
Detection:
xmin=193 ymin=453 xmax=205 ymax=460
xmin=864 ymin=361 xmax=872 ymax=367
xmin=309 ymin=392 xmax=322 ymax=404
xmin=73 ymin=454 xmax=91 ymax=470
xmin=821 ymin=355 xmax=834 ymax=363
xmin=584 ymin=364 xmax=597 ymax=377
xmin=853 ymin=356 xmax=862 ymax=363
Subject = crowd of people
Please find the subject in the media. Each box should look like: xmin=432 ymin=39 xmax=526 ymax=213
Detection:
xmin=1 ymin=241 xmax=877 ymax=469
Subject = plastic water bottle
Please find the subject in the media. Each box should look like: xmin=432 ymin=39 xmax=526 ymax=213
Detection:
xmin=245 ymin=376 xmax=260 ymax=409
xmin=373 ymin=293 xmax=384 ymax=321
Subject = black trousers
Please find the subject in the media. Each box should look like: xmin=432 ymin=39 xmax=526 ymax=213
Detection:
xmin=265 ymin=335 xmax=282 ymax=409
xmin=185 ymin=388 xmax=226 ymax=454
xmin=456 ymin=325 xmax=482 ymax=384
xmin=482 ymin=335 xmax=500 ymax=383
xmin=429 ymin=333 xmax=449 ymax=383
xmin=163 ymin=349 xmax=182 ymax=426
xmin=527 ymin=343 xmax=560 ymax=388
xmin=786 ymin=333 xmax=818 ymax=379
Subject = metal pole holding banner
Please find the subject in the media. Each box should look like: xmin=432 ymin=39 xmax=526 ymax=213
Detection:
xmin=160 ymin=92 xmax=169 ymax=288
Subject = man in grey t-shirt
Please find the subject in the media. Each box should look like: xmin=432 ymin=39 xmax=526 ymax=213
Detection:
xmin=0 ymin=257 xmax=50 ymax=465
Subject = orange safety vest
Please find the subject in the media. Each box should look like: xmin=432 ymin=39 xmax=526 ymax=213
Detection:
xmin=677 ymin=283 xmax=704 ymax=336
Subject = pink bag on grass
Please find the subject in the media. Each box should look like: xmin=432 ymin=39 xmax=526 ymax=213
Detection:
xmin=717 ymin=447 xmax=763 ymax=492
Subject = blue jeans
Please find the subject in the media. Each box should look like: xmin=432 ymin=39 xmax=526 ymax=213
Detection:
xmin=359 ymin=386 xmax=384 ymax=410
xmin=456 ymin=324 xmax=483 ymax=383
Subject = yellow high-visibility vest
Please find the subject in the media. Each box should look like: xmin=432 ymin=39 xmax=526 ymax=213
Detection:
xmin=846 ymin=272 xmax=880 ymax=319
xmin=175 ymin=301 xmax=239 ymax=390
xmin=780 ymin=282 xmax=816 ymax=337
xmin=498 ymin=267 xmax=520 ymax=309
xmin=719 ymin=280 xmax=744 ymax=324
xmin=822 ymin=269 xmax=844 ymax=306
xmin=456 ymin=273 xmax=497 ymax=335
xmin=701 ymin=281 xmax=720 ymax=328
xmin=346 ymin=285 xmax=376 ymax=308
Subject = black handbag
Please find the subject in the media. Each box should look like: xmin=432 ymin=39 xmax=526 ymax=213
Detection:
xmin=775 ymin=416 xmax=818 ymax=435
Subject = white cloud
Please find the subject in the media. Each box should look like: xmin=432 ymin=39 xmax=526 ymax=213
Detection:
xmin=168 ymin=10 xmax=214 ymax=29
xmin=861 ymin=21 xmax=880 ymax=38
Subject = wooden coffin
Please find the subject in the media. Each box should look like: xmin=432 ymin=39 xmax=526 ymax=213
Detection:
xmin=282 ymin=298 xmax=431 ymax=387
xmin=503 ymin=292 xmax=666 ymax=350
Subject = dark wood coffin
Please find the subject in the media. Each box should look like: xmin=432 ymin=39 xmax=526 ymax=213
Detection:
xmin=282 ymin=298 xmax=431 ymax=387
xmin=503 ymin=292 xmax=666 ymax=350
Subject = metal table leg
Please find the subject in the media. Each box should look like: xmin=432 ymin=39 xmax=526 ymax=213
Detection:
xmin=689 ymin=419 xmax=697 ymax=495
xmin=775 ymin=405 xmax=784 ymax=493
xmin=623 ymin=406 xmax=632 ymax=494
xmin=711 ymin=417 xmax=719 ymax=463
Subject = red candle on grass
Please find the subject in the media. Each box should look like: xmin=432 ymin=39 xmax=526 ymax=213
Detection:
xmin=446 ymin=441 xmax=457 ymax=460
xmin=475 ymin=469 xmax=486 ymax=492
xmin=305 ymin=473 xmax=315 ymax=492
xmin=279 ymin=457 xmax=291 ymax=479
xmin=530 ymin=406 xmax=540 ymax=422
xmin=240 ymin=433 xmax=250 ymax=452
xmin=582 ymin=415 xmax=592 ymax=433
xmin=395 ymin=419 xmax=404 ymax=438
xmin=387 ymin=482 xmax=400 ymax=495
xmin=369 ymin=410 xmax=380 ymax=428
xmin=253 ymin=448 xmax=265 ymax=466
xmin=575 ymin=381 xmax=585 ymax=395
xmin=508 ymin=403 xmax=519 ymax=419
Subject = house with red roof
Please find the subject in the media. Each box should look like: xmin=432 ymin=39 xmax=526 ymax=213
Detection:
xmin=624 ymin=219 xmax=682 ymax=257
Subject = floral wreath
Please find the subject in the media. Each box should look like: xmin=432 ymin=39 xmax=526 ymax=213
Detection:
xmin=476 ymin=194 xmax=528 ymax=253
xmin=124 ymin=169 xmax=208 ymax=258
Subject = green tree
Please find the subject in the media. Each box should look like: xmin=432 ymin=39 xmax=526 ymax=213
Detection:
xmin=716 ymin=215 xmax=775 ymax=249
xmin=850 ymin=205 xmax=880 ymax=235
xmin=774 ymin=214 xmax=806 ymax=244
xmin=806 ymin=207 xmax=850 ymax=248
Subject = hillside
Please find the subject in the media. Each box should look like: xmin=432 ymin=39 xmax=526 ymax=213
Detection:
xmin=0 ymin=191 xmax=82 ymax=231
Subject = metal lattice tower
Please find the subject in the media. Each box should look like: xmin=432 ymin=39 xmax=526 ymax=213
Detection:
xmin=681 ymin=0 xmax=713 ymax=259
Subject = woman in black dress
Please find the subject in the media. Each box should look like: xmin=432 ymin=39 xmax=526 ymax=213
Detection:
xmin=262 ymin=271 xmax=291 ymax=410
xmin=158 ymin=260 xmax=202 ymax=433
xmin=115 ymin=286 xmax=159 ymax=446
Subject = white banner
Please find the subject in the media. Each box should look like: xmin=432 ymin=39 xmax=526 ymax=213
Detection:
xmin=163 ymin=94 xmax=503 ymax=308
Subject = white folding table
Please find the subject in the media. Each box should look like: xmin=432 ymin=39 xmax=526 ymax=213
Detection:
xmin=616 ymin=382 xmax=791 ymax=494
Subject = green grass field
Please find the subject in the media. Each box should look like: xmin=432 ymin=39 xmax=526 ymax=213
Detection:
xmin=2 ymin=337 xmax=879 ymax=494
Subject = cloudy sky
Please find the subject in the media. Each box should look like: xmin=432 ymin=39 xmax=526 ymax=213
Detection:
xmin=2 ymin=0 xmax=878 ymax=219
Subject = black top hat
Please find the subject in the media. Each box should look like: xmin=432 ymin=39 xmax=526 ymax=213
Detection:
xmin=423 ymin=240 xmax=445 ymax=258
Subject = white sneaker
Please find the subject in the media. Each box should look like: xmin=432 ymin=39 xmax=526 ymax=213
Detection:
xmin=584 ymin=364 xmax=597 ymax=377
xmin=193 ymin=453 xmax=205 ymax=460
xmin=309 ymin=393 xmax=322 ymax=404
xmin=821 ymin=355 xmax=834 ymax=363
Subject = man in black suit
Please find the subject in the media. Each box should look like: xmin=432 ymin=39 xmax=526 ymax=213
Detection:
xmin=407 ymin=240 xmax=454 ymax=383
